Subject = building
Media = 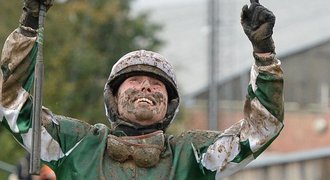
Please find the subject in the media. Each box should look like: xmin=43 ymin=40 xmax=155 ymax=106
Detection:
xmin=134 ymin=1 xmax=330 ymax=179
xmin=134 ymin=0 xmax=330 ymax=151
xmin=190 ymin=39 xmax=330 ymax=152
xmin=134 ymin=0 xmax=330 ymax=100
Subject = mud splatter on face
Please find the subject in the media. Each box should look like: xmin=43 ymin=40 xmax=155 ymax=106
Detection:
xmin=115 ymin=76 xmax=168 ymax=125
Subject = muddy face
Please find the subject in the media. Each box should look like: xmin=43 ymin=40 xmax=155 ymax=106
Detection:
xmin=115 ymin=75 xmax=168 ymax=126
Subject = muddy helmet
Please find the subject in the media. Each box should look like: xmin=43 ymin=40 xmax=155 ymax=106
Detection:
xmin=104 ymin=50 xmax=180 ymax=134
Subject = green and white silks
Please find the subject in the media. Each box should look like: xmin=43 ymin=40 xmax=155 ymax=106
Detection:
xmin=0 ymin=29 xmax=283 ymax=180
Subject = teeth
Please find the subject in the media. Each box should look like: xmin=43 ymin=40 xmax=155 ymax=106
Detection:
xmin=137 ymin=98 xmax=153 ymax=104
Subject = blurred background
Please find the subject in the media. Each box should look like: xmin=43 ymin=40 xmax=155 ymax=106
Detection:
xmin=1 ymin=0 xmax=330 ymax=179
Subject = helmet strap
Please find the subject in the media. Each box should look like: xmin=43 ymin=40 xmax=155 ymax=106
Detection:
xmin=111 ymin=118 xmax=168 ymax=136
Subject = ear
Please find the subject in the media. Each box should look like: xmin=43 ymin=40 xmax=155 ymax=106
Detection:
xmin=114 ymin=93 xmax=118 ymax=104
xmin=166 ymin=98 xmax=179 ymax=117
xmin=104 ymin=86 xmax=119 ymax=122
xmin=112 ymin=92 xmax=119 ymax=114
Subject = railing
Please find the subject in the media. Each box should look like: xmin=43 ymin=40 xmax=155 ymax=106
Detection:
xmin=0 ymin=160 xmax=15 ymax=173
xmin=224 ymin=147 xmax=330 ymax=180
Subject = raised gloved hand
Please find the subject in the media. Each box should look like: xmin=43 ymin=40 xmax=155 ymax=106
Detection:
xmin=241 ymin=0 xmax=275 ymax=53
xmin=20 ymin=0 xmax=53 ymax=33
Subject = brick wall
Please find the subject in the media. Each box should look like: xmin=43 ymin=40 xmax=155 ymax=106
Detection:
xmin=183 ymin=106 xmax=330 ymax=153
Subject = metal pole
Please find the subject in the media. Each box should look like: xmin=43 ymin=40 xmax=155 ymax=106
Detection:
xmin=30 ymin=4 xmax=46 ymax=175
xmin=208 ymin=0 xmax=219 ymax=130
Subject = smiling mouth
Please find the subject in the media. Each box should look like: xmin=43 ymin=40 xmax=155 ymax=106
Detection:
xmin=136 ymin=97 xmax=155 ymax=105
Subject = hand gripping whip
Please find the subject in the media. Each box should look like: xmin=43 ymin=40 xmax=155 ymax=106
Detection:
xmin=30 ymin=3 xmax=46 ymax=175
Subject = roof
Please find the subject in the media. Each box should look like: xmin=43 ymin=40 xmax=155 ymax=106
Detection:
xmin=133 ymin=0 xmax=330 ymax=99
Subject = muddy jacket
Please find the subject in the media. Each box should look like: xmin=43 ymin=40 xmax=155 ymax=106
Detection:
xmin=0 ymin=29 xmax=284 ymax=180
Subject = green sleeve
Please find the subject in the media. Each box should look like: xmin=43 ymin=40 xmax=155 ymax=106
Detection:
xmin=0 ymin=29 xmax=92 ymax=166
xmin=200 ymin=58 xmax=284 ymax=179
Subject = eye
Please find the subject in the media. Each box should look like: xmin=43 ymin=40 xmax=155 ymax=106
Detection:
xmin=153 ymin=82 xmax=162 ymax=86
xmin=150 ymin=79 xmax=164 ymax=87
xmin=127 ymin=77 xmax=140 ymax=83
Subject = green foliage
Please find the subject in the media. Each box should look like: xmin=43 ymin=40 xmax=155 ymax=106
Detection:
xmin=0 ymin=1 xmax=21 ymax=50
xmin=42 ymin=0 xmax=163 ymax=124
xmin=0 ymin=0 xmax=163 ymax=177
xmin=0 ymin=127 xmax=25 ymax=179
xmin=0 ymin=1 xmax=27 ymax=178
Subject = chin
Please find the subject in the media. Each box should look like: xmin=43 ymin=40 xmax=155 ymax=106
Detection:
xmin=134 ymin=117 xmax=161 ymax=126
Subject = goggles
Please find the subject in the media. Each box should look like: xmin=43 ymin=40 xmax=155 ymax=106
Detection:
xmin=107 ymin=130 xmax=165 ymax=168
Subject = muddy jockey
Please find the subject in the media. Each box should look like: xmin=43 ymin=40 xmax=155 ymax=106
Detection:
xmin=0 ymin=0 xmax=284 ymax=179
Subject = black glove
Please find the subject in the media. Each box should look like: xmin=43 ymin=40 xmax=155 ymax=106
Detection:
xmin=19 ymin=0 xmax=53 ymax=32
xmin=241 ymin=0 xmax=275 ymax=53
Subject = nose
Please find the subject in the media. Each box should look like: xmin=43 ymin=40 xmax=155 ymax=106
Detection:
xmin=141 ymin=79 xmax=151 ymax=92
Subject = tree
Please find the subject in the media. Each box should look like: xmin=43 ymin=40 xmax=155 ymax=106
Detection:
xmin=44 ymin=0 xmax=163 ymax=124
xmin=0 ymin=0 xmax=163 ymax=178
